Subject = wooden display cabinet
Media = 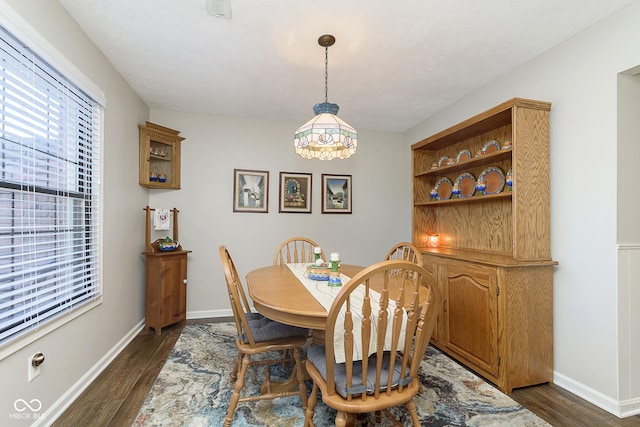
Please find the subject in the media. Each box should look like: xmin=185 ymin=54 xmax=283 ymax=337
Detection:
xmin=142 ymin=207 xmax=191 ymax=334
xmin=411 ymin=98 xmax=557 ymax=393
xmin=139 ymin=122 xmax=185 ymax=189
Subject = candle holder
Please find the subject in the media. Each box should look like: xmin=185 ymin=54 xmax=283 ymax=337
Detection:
xmin=328 ymin=256 xmax=342 ymax=287
xmin=427 ymin=234 xmax=440 ymax=248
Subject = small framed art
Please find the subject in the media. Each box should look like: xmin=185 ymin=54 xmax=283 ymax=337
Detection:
xmin=279 ymin=172 xmax=312 ymax=213
xmin=233 ymin=169 xmax=269 ymax=213
xmin=322 ymin=174 xmax=352 ymax=214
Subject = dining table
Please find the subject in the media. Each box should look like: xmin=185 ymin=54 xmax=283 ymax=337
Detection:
xmin=246 ymin=263 xmax=365 ymax=331
xmin=245 ymin=262 xmax=430 ymax=395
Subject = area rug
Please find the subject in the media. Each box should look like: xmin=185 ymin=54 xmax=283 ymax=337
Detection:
xmin=133 ymin=323 xmax=550 ymax=426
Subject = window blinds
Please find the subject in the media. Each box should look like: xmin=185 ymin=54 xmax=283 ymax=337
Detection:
xmin=0 ymin=24 xmax=101 ymax=345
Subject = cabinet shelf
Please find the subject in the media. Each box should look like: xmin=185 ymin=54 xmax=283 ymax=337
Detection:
xmin=415 ymin=148 xmax=511 ymax=177
xmin=415 ymin=192 xmax=511 ymax=206
xmin=139 ymin=122 xmax=185 ymax=189
xmin=412 ymin=98 xmax=554 ymax=394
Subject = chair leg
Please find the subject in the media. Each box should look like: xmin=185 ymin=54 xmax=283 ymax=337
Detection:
xmin=406 ymin=399 xmax=420 ymax=426
xmin=335 ymin=410 xmax=348 ymax=427
xmin=293 ymin=348 xmax=307 ymax=409
xmin=375 ymin=410 xmax=382 ymax=423
xmin=224 ymin=354 xmax=250 ymax=427
xmin=230 ymin=350 xmax=241 ymax=382
xmin=304 ymin=383 xmax=318 ymax=427
xmin=345 ymin=412 xmax=355 ymax=427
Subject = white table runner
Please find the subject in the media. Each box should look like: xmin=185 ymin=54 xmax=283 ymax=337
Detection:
xmin=287 ymin=263 xmax=406 ymax=364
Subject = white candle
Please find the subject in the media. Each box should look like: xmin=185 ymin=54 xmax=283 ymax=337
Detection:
xmin=330 ymin=252 xmax=339 ymax=261
xmin=314 ymin=246 xmax=322 ymax=254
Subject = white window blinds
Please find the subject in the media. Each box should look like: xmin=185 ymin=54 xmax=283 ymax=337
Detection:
xmin=0 ymin=24 xmax=101 ymax=345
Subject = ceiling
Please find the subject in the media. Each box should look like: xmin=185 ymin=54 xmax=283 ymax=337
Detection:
xmin=58 ymin=0 xmax=636 ymax=133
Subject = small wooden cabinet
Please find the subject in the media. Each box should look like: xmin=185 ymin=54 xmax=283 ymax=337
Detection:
xmin=144 ymin=250 xmax=189 ymax=335
xmin=138 ymin=122 xmax=185 ymax=189
xmin=412 ymin=98 xmax=557 ymax=393
xmin=142 ymin=206 xmax=190 ymax=334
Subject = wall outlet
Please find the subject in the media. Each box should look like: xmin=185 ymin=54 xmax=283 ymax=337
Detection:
xmin=27 ymin=353 xmax=41 ymax=382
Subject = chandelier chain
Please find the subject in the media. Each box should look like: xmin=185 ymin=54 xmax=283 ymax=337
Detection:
xmin=324 ymin=46 xmax=329 ymax=103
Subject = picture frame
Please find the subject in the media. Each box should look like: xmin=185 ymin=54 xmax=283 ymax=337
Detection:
xmin=279 ymin=172 xmax=312 ymax=213
xmin=322 ymin=174 xmax=352 ymax=214
xmin=233 ymin=169 xmax=269 ymax=213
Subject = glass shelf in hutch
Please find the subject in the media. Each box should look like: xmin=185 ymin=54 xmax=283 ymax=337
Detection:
xmin=138 ymin=122 xmax=185 ymax=189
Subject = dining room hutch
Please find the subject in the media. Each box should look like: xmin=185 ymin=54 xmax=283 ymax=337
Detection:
xmin=411 ymin=98 xmax=557 ymax=393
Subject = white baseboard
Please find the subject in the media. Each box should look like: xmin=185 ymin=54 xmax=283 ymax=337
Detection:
xmin=554 ymin=371 xmax=640 ymax=418
xmin=35 ymin=319 xmax=145 ymax=427
xmin=187 ymin=308 xmax=234 ymax=319
xmin=620 ymin=397 xmax=640 ymax=418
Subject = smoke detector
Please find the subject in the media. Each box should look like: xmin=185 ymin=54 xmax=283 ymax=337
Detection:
xmin=206 ymin=0 xmax=231 ymax=19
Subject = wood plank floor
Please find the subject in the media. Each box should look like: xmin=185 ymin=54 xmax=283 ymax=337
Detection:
xmin=54 ymin=318 xmax=640 ymax=426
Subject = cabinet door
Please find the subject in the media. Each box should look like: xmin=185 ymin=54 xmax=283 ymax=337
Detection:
xmin=160 ymin=255 xmax=187 ymax=325
xmin=443 ymin=262 xmax=498 ymax=377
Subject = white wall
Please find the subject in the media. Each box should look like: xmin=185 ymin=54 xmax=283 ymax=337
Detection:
xmin=617 ymin=69 xmax=640 ymax=411
xmin=404 ymin=0 xmax=640 ymax=417
xmin=147 ymin=110 xmax=409 ymax=318
xmin=0 ymin=1 xmax=149 ymax=425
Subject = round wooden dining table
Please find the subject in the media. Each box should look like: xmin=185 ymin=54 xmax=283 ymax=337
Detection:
xmin=246 ymin=264 xmax=364 ymax=331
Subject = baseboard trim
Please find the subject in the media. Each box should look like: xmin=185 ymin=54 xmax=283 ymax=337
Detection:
xmin=187 ymin=308 xmax=233 ymax=319
xmin=554 ymin=371 xmax=640 ymax=418
xmin=36 ymin=319 xmax=145 ymax=427
xmin=620 ymin=397 xmax=640 ymax=418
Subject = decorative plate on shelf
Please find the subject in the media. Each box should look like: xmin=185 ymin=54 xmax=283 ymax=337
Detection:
xmin=456 ymin=149 xmax=472 ymax=163
xmin=481 ymin=139 xmax=501 ymax=154
xmin=478 ymin=166 xmax=506 ymax=194
xmin=437 ymin=156 xmax=450 ymax=167
xmin=433 ymin=176 xmax=453 ymax=200
xmin=454 ymin=172 xmax=476 ymax=198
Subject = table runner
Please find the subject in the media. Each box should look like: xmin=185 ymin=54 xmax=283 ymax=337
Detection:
xmin=287 ymin=263 xmax=407 ymax=364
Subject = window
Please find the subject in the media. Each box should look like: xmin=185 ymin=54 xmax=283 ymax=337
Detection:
xmin=0 ymin=23 xmax=102 ymax=347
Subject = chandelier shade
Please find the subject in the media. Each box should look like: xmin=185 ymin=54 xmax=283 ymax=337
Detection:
xmin=294 ymin=35 xmax=358 ymax=160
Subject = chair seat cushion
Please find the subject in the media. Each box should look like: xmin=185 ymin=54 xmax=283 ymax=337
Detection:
xmin=306 ymin=345 xmax=412 ymax=398
xmin=245 ymin=314 xmax=309 ymax=343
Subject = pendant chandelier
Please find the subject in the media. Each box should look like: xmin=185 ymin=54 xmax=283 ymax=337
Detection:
xmin=294 ymin=35 xmax=357 ymax=160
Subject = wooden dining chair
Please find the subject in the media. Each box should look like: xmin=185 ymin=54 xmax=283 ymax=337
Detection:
xmin=385 ymin=241 xmax=423 ymax=267
xmin=219 ymin=246 xmax=309 ymax=427
xmin=303 ymin=259 xmax=440 ymax=427
xmin=273 ymin=236 xmax=325 ymax=266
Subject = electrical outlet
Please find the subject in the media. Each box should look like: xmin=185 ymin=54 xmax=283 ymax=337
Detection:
xmin=27 ymin=353 xmax=41 ymax=382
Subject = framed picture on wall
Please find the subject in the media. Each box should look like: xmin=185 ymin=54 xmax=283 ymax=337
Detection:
xmin=233 ymin=169 xmax=269 ymax=213
xmin=322 ymin=174 xmax=352 ymax=214
xmin=279 ymin=172 xmax=312 ymax=213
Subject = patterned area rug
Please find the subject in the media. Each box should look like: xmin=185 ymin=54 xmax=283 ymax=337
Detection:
xmin=133 ymin=323 xmax=549 ymax=426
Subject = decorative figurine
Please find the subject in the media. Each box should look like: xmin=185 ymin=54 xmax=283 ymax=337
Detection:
xmin=430 ymin=187 xmax=439 ymax=200
xmin=476 ymin=180 xmax=487 ymax=195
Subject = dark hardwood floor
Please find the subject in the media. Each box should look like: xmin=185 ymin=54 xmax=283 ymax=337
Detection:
xmin=54 ymin=318 xmax=640 ymax=426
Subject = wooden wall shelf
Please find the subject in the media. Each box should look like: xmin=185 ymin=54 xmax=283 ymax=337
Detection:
xmin=138 ymin=122 xmax=185 ymax=190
